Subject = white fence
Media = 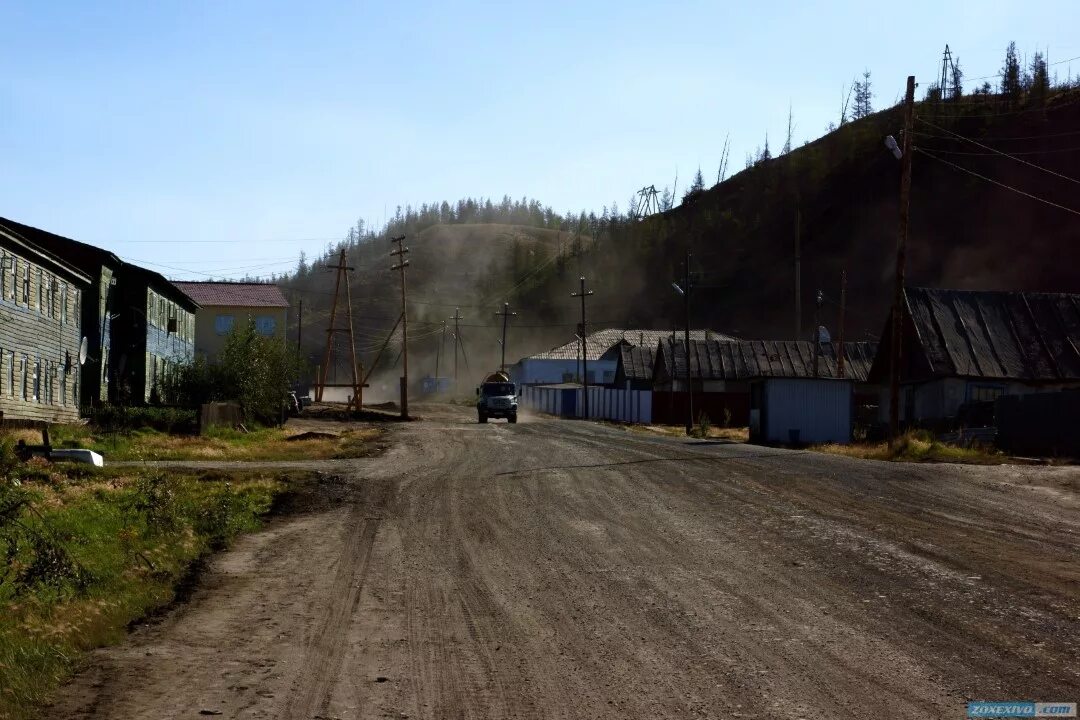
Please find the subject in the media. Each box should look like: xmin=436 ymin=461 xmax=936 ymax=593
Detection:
xmin=520 ymin=385 xmax=652 ymax=424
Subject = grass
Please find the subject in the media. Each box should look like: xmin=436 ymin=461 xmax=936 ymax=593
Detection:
xmin=8 ymin=424 xmax=382 ymax=462
xmin=815 ymin=430 xmax=1005 ymax=464
xmin=0 ymin=453 xmax=312 ymax=718
xmin=628 ymin=424 xmax=750 ymax=442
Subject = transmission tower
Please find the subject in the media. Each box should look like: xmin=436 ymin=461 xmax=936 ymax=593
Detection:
xmin=940 ymin=44 xmax=955 ymax=102
xmin=632 ymin=185 xmax=661 ymax=220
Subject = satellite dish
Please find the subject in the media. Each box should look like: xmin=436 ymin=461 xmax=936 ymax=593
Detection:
xmin=78 ymin=337 xmax=89 ymax=366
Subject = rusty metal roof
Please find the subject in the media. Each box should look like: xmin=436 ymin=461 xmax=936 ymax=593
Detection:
xmin=657 ymin=339 xmax=877 ymax=382
xmin=876 ymin=286 xmax=1080 ymax=382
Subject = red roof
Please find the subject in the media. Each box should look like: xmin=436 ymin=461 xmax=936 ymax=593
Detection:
xmin=174 ymin=281 xmax=289 ymax=308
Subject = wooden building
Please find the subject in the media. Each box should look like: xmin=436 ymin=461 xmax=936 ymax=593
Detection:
xmin=869 ymin=286 xmax=1080 ymax=427
xmin=0 ymin=218 xmax=198 ymax=406
xmin=0 ymin=223 xmax=90 ymax=423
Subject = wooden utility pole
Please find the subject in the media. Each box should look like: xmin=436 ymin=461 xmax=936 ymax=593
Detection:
xmin=449 ymin=308 xmax=463 ymax=393
xmin=297 ymin=297 xmax=303 ymax=351
xmin=494 ymin=303 xmax=517 ymax=372
xmin=813 ymin=289 xmax=823 ymax=378
xmin=316 ymin=249 xmax=363 ymax=410
xmin=890 ymin=75 xmax=916 ymax=447
xmin=794 ymin=206 xmax=802 ymax=339
xmin=390 ymin=235 xmax=410 ymax=419
xmin=683 ymin=250 xmax=693 ymax=435
xmin=434 ymin=321 xmax=446 ymax=389
xmin=571 ymin=277 xmax=594 ymax=419
xmin=837 ymin=270 xmax=847 ymax=379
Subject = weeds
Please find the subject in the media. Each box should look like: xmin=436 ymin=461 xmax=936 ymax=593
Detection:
xmin=0 ymin=462 xmax=296 ymax=718
xmin=815 ymin=430 xmax=1005 ymax=464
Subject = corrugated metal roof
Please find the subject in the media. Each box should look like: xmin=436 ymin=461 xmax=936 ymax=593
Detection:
xmin=876 ymin=287 xmax=1080 ymax=382
xmin=618 ymin=344 xmax=656 ymax=380
xmin=529 ymin=328 xmax=732 ymax=361
xmin=657 ymin=339 xmax=877 ymax=382
xmin=174 ymin=281 xmax=289 ymax=308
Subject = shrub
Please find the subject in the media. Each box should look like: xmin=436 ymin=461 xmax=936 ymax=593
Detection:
xmin=87 ymin=405 xmax=198 ymax=434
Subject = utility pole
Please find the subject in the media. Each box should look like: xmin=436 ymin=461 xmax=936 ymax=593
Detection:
xmin=794 ymin=206 xmax=802 ymax=339
xmin=837 ymin=270 xmax=847 ymax=379
xmin=683 ymin=250 xmax=693 ymax=435
xmin=449 ymin=308 xmax=463 ymax=393
xmin=494 ymin=302 xmax=516 ymax=372
xmin=571 ymin=277 xmax=594 ymax=419
xmin=434 ymin=320 xmax=446 ymax=389
xmin=390 ymin=235 xmax=410 ymax=419
xmin=316 ymin=249 xmax=363 ymax=411
xmin=813 ymin=289 xmax=823 ymax=378
xmin=890 ymin=75 xmax=916 ymax=446
xmin=297 ymin=297 xmax=303 ymax=352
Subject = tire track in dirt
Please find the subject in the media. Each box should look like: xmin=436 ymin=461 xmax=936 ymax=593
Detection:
xmin=282 ymin=480 xmax=389 ymax=720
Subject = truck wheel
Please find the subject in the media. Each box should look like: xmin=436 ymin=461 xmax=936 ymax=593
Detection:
xmin=478 ymin=413 xmax=487 ymax=424
xmin=508 ymin=413 xmax=517 ymax=424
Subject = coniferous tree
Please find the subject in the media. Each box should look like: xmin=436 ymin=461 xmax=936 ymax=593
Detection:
xmin=950 ymin=59 xmax=964 ymax=100
xmin=1001 ymin=42 xmax=1022 ymax=108
xmin=853 ymin=70 xmax=873 ymax=118
xmin=782 ymin=105 xmax=794 ymax=155
xmin=1029 ymin=51 xmax=1050 ymax=107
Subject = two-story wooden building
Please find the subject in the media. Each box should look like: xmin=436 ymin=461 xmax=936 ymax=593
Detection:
xmin=0 ymin=223 xmax=90 ymax=424
xmin=0 ymin=218 xmax=198 ymax=406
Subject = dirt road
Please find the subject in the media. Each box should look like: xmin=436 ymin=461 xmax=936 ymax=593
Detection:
xmin=45 ymin=406 xmax=1080 ymax=719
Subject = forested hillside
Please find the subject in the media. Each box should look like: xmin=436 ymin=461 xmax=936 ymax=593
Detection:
xmin=282 ymin=45 xmax=1080 ymax=389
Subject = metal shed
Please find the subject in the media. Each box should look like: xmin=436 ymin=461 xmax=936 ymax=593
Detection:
xmin=750 ymin=377 xmax=854 ymax=445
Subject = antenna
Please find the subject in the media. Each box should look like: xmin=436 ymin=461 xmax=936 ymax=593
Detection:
xmin=78 ymin=337 xmax=89 ymax=366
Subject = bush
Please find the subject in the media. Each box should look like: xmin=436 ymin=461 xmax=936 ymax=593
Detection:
xmin=161 ymin=320 xmax=304 ymax=425
xmin=86 ymin=405 xmax=198 ymax=434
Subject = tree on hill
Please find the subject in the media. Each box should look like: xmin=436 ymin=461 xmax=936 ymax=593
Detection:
xmin=1001 ymin=42 xmax=1022 ymax=108
xmin=1029 ymin=51 xmax=1050 ymax=108
xmin=950 ymin=58 xmax=964 ymax=100
xmin=852 ymin=70 xmax=873 ymax=119
xmin=683 ymin=168 xmax=705 ymax=202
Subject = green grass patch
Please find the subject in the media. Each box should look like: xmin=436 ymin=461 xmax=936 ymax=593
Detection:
xmin=0 ymin=448 xmax=309 ymax=718
xmin=815 ymin=430 xmax=1004 ymax=464
xmin=18 ymin=424 xmax=382 ymax=462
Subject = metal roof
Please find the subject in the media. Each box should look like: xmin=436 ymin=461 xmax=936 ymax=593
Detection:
xmin=529 ymin=328 xmax=732 ymax=361
xmin=657 ymin=339 xmax=878 ymax=382
xmin=174 ymin=281 xmax=290 ymax=308
xmin=617 ymin=344 xmax=656 ymax=381
xmin=873 ymin=286 xmax=1080 ymax=382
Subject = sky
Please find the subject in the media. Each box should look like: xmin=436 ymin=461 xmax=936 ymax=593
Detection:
xmin=3 ymin=0 xmax=1079 ymax=280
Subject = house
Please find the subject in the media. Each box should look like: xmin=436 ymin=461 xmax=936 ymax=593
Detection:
xmin=613 ymin=343 xmax=655 ymax=390
xmin=172 ymin=282 xmax=289 ymax=361
xmin=511 ymin=328 xmax=728 ymax=386
xmin=0 ymin=218 xmax=198 ymax=405
xmin=0 ymin=223 xmax=91 ymax=423
xmin=651 ymin=338 xmax=878 ymax=429
xmin=868 ymin=287 xmax=1080 ymax=427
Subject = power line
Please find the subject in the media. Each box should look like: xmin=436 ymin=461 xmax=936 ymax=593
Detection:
xmin=912 ymin=127 xmax=1080 ymax=142
xmin=918 ymin=117 xmax=1080 ymax=185
xmin=913 ymin=144 xmax=1080 ymax=157
xmin=915 ymin=147 xmax=1080 ymax=218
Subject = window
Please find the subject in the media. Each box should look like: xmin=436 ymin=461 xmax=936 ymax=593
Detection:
xmin=61 ymin=283 xmax=68 ymax=324
xmin=33 ymin=359 xmax=40 ymax=402
xmin=20 ymin=356 xmax=28 ymax=401
xmin=215 ymin=314 xmax=235 ymax=335
xmin=969 ymin=384 xmax=1006 ymax=403
xmin=255 ymin=315 xmax=277 ymax=336
xmin=7 ymin=352 xmax=13 ymax=397
xmin=74 ymin=288 xmax=81 ymax=323
xmin=0 ymin=252 xmax=6 ymax=298
xmin=21 ymin=261 xmax=29 ymax=305
xmin=37 ymin=269 xmax=44 ymax=313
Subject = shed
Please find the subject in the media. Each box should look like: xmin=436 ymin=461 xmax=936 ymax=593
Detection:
xmin=750 ymin=378 xmax=854 ymax=445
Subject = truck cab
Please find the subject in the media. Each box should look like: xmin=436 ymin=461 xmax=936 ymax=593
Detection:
xmin=476 ymin=372 xmax=518 ymax=423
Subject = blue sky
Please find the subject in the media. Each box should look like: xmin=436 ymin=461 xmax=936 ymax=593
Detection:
xmin=3 ymin=0 xmax=1079 ymax=279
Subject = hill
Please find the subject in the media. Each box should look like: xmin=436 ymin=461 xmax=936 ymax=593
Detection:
xmin=511 ymin=86 xmax=1080 ymax=344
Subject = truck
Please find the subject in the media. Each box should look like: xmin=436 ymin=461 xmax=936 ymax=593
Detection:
xmin=476 ymin=371 xmax=518 ymax=424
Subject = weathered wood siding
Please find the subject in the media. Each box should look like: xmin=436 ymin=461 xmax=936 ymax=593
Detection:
xmin=142 ymin=287 xmax=195 ymax=402
xmin=0 ymin=246 xmax=84 ymax=423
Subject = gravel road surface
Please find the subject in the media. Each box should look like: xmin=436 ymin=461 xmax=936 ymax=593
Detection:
xmin=44 ymin=405 xmax=1080 ymax=719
